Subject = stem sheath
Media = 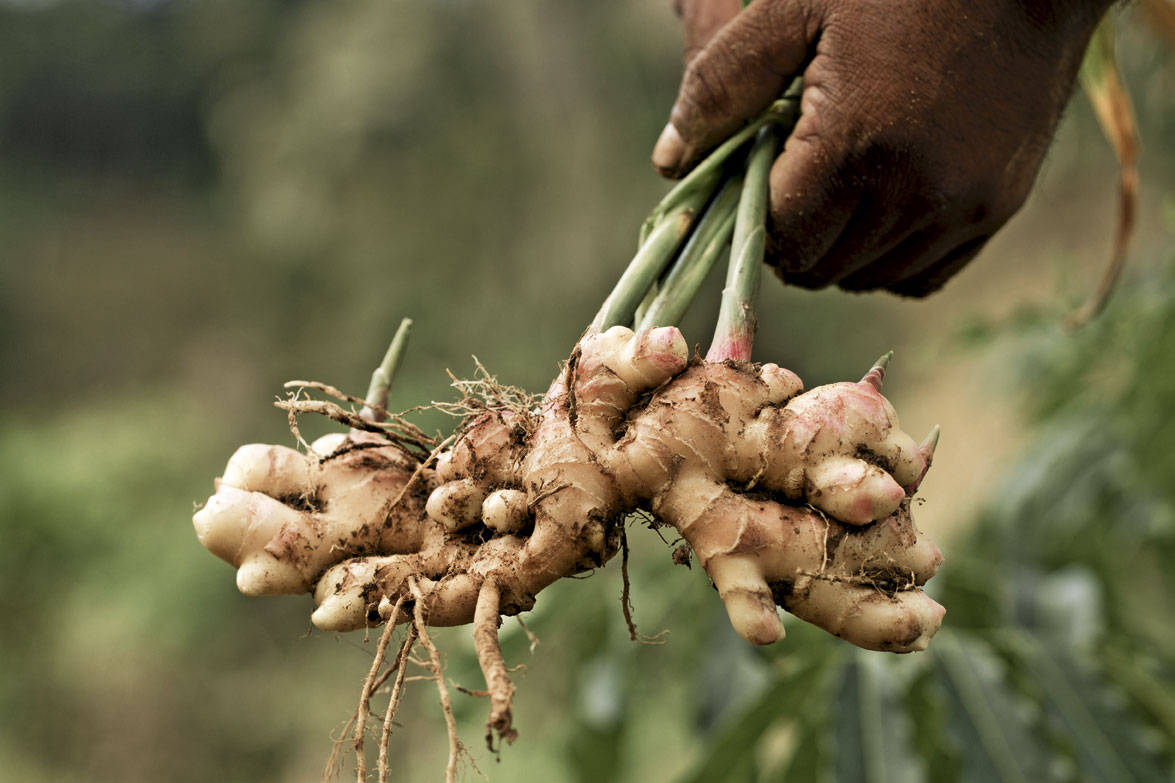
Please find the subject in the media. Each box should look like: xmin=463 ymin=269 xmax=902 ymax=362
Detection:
xmin=707 ymin=126 xmax=778 ymax=362
xmin=589 ymin=209 xmax=695 ymax=334
xmin=636 ymin=177 xmax=740 ymax=331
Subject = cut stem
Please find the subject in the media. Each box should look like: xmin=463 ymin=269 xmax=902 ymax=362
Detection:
xmin=636 ymin=177 xmax=741 ymax=331
xmin=707 ymin=126 xmax=779 ymax=362
xmin=361 ymin=318 xmax=413 ymax=422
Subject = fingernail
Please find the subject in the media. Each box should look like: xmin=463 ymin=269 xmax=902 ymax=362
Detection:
xmin=652 ymin=122 xmax=686 ymax=174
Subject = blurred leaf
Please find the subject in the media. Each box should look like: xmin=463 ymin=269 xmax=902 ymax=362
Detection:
xmin=906 ymin=655 xmax=963 ymax=783
xmin=676 ymin=646 xmax=839 ymax=783
xmin=778 ymin=682 xmax=836 ymax=783
xmin=932 ymin=631 xmax=1052 ymax=783
xmin=1006 ymin=632 xmax=1170 ymax=783
xmin=831 ymin=651 xmax=925 ymax=783
xmin=1099 ymin=644 xmax=1175 ymax=744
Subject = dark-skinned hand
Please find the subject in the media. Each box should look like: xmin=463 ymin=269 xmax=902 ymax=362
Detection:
xmin=654 ymin=0 xmax=1114 ymax=295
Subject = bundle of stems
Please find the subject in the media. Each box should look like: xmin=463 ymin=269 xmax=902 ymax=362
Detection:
xmin=588 ymin=82 xmax=801 ymax=361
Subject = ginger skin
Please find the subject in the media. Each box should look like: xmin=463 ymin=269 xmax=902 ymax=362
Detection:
xmin=195 ymin=324 xmax=943 ymax=655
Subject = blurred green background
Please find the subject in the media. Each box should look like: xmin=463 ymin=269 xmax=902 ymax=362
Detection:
xmin=1 ymin=1 xmax=1173 ymax=781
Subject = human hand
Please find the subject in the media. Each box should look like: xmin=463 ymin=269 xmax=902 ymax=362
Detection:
xmin=655 ymin=0 xmax=1112 ymax=295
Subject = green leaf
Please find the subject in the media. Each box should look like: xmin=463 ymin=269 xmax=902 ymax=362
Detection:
xmin=932 ymin=631 xmax=1053 ymax=783
xmin=906 ymin=656 xmax=963 ymax=783
xmin=831 ymin=650 xmax=926 ymax=783
xmin=1006 ymin=633 xmax=1171 ymax=783
xmin=676 ymin=646 xmax=840 ymax=783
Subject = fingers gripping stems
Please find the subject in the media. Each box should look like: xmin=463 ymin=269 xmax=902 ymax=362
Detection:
xmin=654 ymin=0 xmax=815 ymax=176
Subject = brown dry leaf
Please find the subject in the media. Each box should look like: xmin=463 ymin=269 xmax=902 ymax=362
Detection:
xmin=1067 ymin=13 xmax=1140 ymax=329
xmin=1140 ymin=0 xmax=1175 ymax=42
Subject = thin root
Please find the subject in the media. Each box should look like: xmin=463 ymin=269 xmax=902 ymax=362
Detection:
xmin=276 ymin=382 xmax=437 ymax=460
xmin=473 ymin=577 xmax=519 ymax=753
xmin=409 ymin=577 xmax=461 ymax=783
xmin=515 ymin=617 xmax=539 ymax=654
xmin=430 ymin=360 xmax=541 ymax=431
xmin=619 ymin=530 xmax=669 ymax=646
xmin=377 ymin=624 xmax=418 ymax=783
xmin=353 ymin=595 xmax=405 ymax=783
xmin=620 ymin=530 xmax=638 ymax=641
xmin=456 ymin=685 xmax=491 ymax=698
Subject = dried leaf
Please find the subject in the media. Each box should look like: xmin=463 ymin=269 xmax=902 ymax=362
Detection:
xmin=1140 ymin=0 xmax=1175 ymax=43
xmin=1068 ymin=14 xmax=1140 ymax=328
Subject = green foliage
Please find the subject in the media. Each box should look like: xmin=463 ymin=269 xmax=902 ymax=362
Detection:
xmin=683 ymin=264 xmax=1175 ymax=781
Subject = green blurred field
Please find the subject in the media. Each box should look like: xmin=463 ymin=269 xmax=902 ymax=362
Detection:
xmin=1 ymin=2 xmax=1173 ymax=781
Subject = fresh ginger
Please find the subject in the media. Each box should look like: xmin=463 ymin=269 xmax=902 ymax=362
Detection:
xmin=194 ymin=325 xmax=943 ymax=752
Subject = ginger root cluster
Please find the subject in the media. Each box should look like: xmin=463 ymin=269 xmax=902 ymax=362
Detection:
xmin=194 ymin=326 xmax=944 ymax=742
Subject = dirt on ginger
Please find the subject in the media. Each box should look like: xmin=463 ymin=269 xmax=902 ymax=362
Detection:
xmin=194 ymin=324 xmax=943 ymax=759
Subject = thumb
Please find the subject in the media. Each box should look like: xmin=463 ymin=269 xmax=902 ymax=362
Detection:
xmin=653 ymin=0 xmax=819 ymax=178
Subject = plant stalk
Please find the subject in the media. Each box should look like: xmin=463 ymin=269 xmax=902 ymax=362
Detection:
xmin=640 ymin=98 xmax=796 ymax=246
xmin=707 ymin=126 xmax=778 ymax=362
xmin=636 ymin=177 xmax=741 ymax=331
xmin=589 ymin=208 xmax=696 ymax=334
xmin=361 ymin=317 xmax=413 ymax=422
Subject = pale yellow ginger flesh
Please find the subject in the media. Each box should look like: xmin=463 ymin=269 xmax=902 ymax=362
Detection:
xmin=194 ymin=326 xmax=943 ymax=742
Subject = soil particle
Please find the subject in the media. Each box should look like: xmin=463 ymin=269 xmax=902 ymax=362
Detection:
xmin=278 ymin=486 xmax=325 ymax=513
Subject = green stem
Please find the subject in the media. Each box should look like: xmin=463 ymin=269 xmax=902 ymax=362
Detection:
xmin=640 ymin=98 xmax=796 ymax=246
xmin=635 ymin=176 xmax=740 ymax=331
xmin=632 ymin=281 xmax=659 ymax=330
xmin=361 ymin=317 xmax=412 ymax=422
xmin=707 ymin=125 xmax=778 ymax=362
xmin=588 ymin=209 xmax=695 ymax=334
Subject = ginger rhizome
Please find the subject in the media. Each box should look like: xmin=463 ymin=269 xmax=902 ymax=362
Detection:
xmin=194 ymin=325 xmax=944 ymax=756
xmin=193 ymin=92 xmax=945 ymax=778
